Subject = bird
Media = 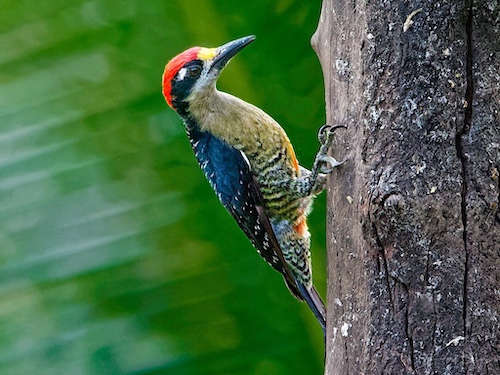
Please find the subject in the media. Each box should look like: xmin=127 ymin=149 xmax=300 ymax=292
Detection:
xmin=162 ymin=35 xmax=344 ymax=334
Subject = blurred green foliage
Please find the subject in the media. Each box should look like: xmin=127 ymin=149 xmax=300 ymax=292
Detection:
xmin=0 ymin=1 xmax=327 ymax=374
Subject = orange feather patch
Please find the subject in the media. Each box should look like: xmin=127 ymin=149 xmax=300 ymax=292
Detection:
xmin=293 ymin=216 xmax=308 ymax=236
xmin=286 ymin=141 xmax=299 ymax=172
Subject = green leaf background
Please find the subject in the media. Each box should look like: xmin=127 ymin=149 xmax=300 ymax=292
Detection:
xmin=0 ymin=1 xmax=327 ymax=374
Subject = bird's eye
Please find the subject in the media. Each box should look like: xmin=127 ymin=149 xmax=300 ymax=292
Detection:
xmin=188 ymin=65 xmax=202 ymax=78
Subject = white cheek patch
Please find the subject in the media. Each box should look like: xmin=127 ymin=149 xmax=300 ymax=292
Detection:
xmin=176 ymin=67 xmax=187 ymax=81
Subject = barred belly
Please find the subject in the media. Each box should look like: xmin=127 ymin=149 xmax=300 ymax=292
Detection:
xmin=249 ymin=148 xmax=311 ymax=223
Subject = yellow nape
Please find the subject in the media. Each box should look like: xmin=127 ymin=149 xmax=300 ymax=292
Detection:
xmin=197 ymin=48 xmax=218 ymax=61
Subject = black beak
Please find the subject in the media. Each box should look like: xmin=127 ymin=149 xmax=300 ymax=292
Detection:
xmin=210 ymin=35 xmax=256 ymax=72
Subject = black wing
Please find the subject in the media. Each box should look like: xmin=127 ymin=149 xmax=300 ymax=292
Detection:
xmin=187 ymin=127 xmax=302 ymax=299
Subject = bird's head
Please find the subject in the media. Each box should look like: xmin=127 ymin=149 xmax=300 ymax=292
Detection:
xmin=162 ymin=35 xmax=255 ymax=112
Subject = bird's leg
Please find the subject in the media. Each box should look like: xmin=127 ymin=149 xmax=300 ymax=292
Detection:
xmin=309 ymin=124 xmax=346 ymax=181
xmin=287 ymin=125 xmax=346 ymax=197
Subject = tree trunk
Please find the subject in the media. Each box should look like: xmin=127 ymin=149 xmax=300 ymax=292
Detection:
xmin=311 ymin=0 xmax=499 ymax=374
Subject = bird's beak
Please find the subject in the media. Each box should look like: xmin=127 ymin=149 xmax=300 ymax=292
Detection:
xmin=210 ymin=35 xmax=256 ymax=73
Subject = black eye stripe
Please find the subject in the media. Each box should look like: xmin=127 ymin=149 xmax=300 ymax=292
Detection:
xmin=184 ymin=60 xmax=202 ymax=68
xmin=176 ymin=60 xmax=203 ymax=81
xmin=170 ymin=59 xmax=204 ymax=108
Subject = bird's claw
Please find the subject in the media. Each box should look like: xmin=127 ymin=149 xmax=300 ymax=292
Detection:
xmin=318 ymin=155 xmax=345 ymax=173
xmin=317 ymin=124 xmax=347 ymax=145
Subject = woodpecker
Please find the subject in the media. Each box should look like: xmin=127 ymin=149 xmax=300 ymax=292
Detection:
xmin=162 ymin=35 xmax=344 ymax=334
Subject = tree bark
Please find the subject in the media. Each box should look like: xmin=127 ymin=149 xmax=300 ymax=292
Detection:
xmin=312 ymin=1 xmax=499 ymax=374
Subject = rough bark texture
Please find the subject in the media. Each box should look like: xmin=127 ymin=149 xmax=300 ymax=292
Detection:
xmin=311 ymin=1 xmax=499 ymax=374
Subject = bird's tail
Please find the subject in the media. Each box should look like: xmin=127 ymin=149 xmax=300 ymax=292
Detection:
xmin=295 ymin=281 xmax=326 ymax=335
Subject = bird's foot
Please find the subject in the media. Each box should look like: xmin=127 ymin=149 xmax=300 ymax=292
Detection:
xmin=315 ymin=125 xmax=346 ymax=173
